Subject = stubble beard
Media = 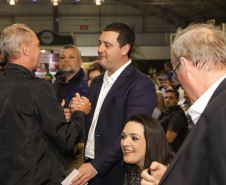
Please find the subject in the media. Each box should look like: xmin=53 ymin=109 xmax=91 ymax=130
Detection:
xmin=61 ymin=68 xmax=77 ymax=77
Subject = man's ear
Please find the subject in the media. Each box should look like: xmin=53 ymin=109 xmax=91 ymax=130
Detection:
xmin=22 ymin=43 xmax=29 ymax=56
xmin=121 ymin=44 xmax=130 ymax=56
xmin=79 ymin=58 xmax=83 ymax=67
xmin=180 ymin=57 xmax=193 ymax=73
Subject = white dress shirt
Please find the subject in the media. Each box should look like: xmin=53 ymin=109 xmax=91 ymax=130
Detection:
xmin=85 ymin=60 xmax=131 ymax=159
xmin=189 ymin=75 xmax=226 ymax=124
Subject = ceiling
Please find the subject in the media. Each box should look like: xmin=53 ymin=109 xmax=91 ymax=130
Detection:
xmin=115 ymin=0 xmax=226 ymax=28
xmin=2 ymin=0 xmax=226 ymax=28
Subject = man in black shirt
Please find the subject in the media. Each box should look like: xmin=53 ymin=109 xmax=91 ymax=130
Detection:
xmin=158 ymin=89 xmax=187 ymax=152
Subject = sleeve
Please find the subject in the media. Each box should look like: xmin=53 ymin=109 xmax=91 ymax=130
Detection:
xmin=35 ymin=80 xmax=85 ymax=153
xmin=90 ymin=77 xmax=157 ymax=175
xmin=125 ymin=78 xmax=157 ymax=117
xmin=167 ymin=113 xmax=187 ymax=134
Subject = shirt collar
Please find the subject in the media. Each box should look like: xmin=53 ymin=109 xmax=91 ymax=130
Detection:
xmin=189 ymin=74 xmax=226 ymax=124
xmin=103 ymin=60 xmax=131 ymax=88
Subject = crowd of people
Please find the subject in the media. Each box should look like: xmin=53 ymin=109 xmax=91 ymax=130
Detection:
xmin=1 ymin=21 xmax=226 ymax=185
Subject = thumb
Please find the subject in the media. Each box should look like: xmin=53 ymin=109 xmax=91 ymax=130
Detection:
xmin=61 ymin=99 xmax=65 ymax=107
xmin=75 ymin=93 xmax=81 ymax=99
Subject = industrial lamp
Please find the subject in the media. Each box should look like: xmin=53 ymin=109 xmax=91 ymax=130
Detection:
xmin=8 ymin=0 xmax=18 ymax=5
xmin=51 ymin=0 xmax=61 ymax=6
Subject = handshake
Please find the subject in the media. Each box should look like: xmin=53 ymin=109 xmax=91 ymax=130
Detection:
xmin=61 ymin=93 xmax=91 ymax=121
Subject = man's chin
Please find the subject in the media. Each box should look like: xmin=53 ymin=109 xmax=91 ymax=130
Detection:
xmin=61 ymin=70 xmax=76 ymax=76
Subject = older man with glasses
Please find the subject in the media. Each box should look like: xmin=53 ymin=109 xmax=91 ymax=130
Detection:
xmin=141 ymin=23 xmax=226 ymax=185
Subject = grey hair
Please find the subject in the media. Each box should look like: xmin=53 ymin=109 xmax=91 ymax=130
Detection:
xmin=60 ymin=44 xmax=82 ymax=59
xmin=171 ymin=23 xmax=226 ymax=71
xmin=0 ymin=24 xmax=33 ymax=62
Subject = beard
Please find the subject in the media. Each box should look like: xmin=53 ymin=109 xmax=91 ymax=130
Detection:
xmin=61 ymin=68 xmax=77 ymax=76
xmin=60 ymin=63 xmax=78 ymax=76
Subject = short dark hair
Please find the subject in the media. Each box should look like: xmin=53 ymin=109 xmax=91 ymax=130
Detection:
xmin=123 ymin=114 xmax=174 ymax=185
xmin=165 ymin=89 xmax=179 ymax=99
xmin=61 ymin=44 xmax=81 ymax=59
xmin=164 ymin=61 xmax=172 ymax=69
xmin=103 ymin=22 xmax=135 ymax=58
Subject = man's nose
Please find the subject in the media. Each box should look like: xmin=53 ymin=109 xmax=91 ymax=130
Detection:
xmin=98 ymin=44 xmax=104 ymax=53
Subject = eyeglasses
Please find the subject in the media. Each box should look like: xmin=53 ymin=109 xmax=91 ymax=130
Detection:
xmin=172 ymin=62 xmax=181 ymax=83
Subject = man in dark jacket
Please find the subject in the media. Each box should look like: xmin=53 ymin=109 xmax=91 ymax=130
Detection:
xmin=141 ymin=23 xmax=226 ymax=185
xmin=158 ymin=89 xmax=187 ymax=152
xmin=53 ymin=44 xmax=88 ymax=109
xmin=53 ymin=44 xmax=88 ymax=174
xmin=0 ymin=23 xmax=91 ymax=185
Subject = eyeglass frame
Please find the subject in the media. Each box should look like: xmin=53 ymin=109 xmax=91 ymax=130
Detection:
xmin=172 ymin=62 xmax=181 ymax=83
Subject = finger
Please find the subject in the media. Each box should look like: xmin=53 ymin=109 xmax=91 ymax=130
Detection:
xmin=79 ymin=177 xmax=89 ymax=185
xmin=141 ymin=178 xmax=156 ymax=185
xmin=75 ymin=174 xmax=89 ymax=185
xmin=150 ymin=161 xmax=159 ymax=171
xmin=64 ymin=108 xmax=70 ymax=113
xmin=141 ymin=169 xmax=156 ymax=182
xmin=70 ymin=173 xmax=82 ymax=184
xmin=75 ymin=93 xmax=81 ymax=99
xmin=61 ymin=99 xmax=65 ymax=107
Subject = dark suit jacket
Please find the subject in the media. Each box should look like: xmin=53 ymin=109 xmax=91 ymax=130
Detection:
xmin=85 ymin=63 xmax=157 ymax=185
xmin=160 ymin=78 xmax=226 ymax=185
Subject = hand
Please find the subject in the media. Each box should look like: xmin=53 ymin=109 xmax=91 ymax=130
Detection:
xmin=78 ymin=97 xmax=91 ymax=115
xmin=70 ymin=163 xmax=97 ymax=185
xmin=69 ymin=93 xmax=84 ymax=113
xmin=141 ymin=162 xmax=167 ymax=185
xmin=64 ymin=108 xmax=71 ymax=122
xmin=61 ymin=99 xmax=66 ymax=107
xmin=61 ymin=99 xmax=71 ymax=121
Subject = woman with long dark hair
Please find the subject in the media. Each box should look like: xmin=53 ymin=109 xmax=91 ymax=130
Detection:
xmin=121 ymin=114 xmax=174 ymax=185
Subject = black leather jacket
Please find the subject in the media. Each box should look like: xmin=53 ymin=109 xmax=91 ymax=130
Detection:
xmin=0 ymin=63 xmax=85 ymax=185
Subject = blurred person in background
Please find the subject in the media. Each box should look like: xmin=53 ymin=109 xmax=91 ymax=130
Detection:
xmin=158 ymin=89 xmax=187 ymax=152
xmin=161 ymin=77 xmax=172 ymax=97
xmin=150 ymin=72 xmax=161 ymax=91
xmin=152 ymin=91 xmax=167 ymax=120
xmin=164 ymin=61 xmax=173 ymax=79
xmin=178 ymin=91 xmax=193 ymax=133
xmin=86 ymin=60 xmax=105 ymax=87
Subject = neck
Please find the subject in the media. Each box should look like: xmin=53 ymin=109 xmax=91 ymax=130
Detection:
xmin=108 ymin=58 xmax=130 ymax=77
xmin=190 ymin=69 xmax=226 ymax=103
xmin=9 ymin=59 xmax=32 ymax=71
xmin=64 ymin=72 xmax=76 ymax=83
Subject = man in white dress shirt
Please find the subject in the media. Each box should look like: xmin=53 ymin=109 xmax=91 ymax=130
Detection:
xmin=71 ymin=22 xmax=157 ymax=185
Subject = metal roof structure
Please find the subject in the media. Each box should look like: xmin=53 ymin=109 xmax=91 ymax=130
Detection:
xmin=115 ymin=0 xmax=226 ymax=28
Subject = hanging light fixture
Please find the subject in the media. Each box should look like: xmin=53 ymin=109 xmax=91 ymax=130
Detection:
xmin=95 ymin=0 xmax=104 ymax=6
xmin=51 ymin=0 xmax=61 ymax=6
xmin=8 ymin=0 xmax=18 ymax=5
